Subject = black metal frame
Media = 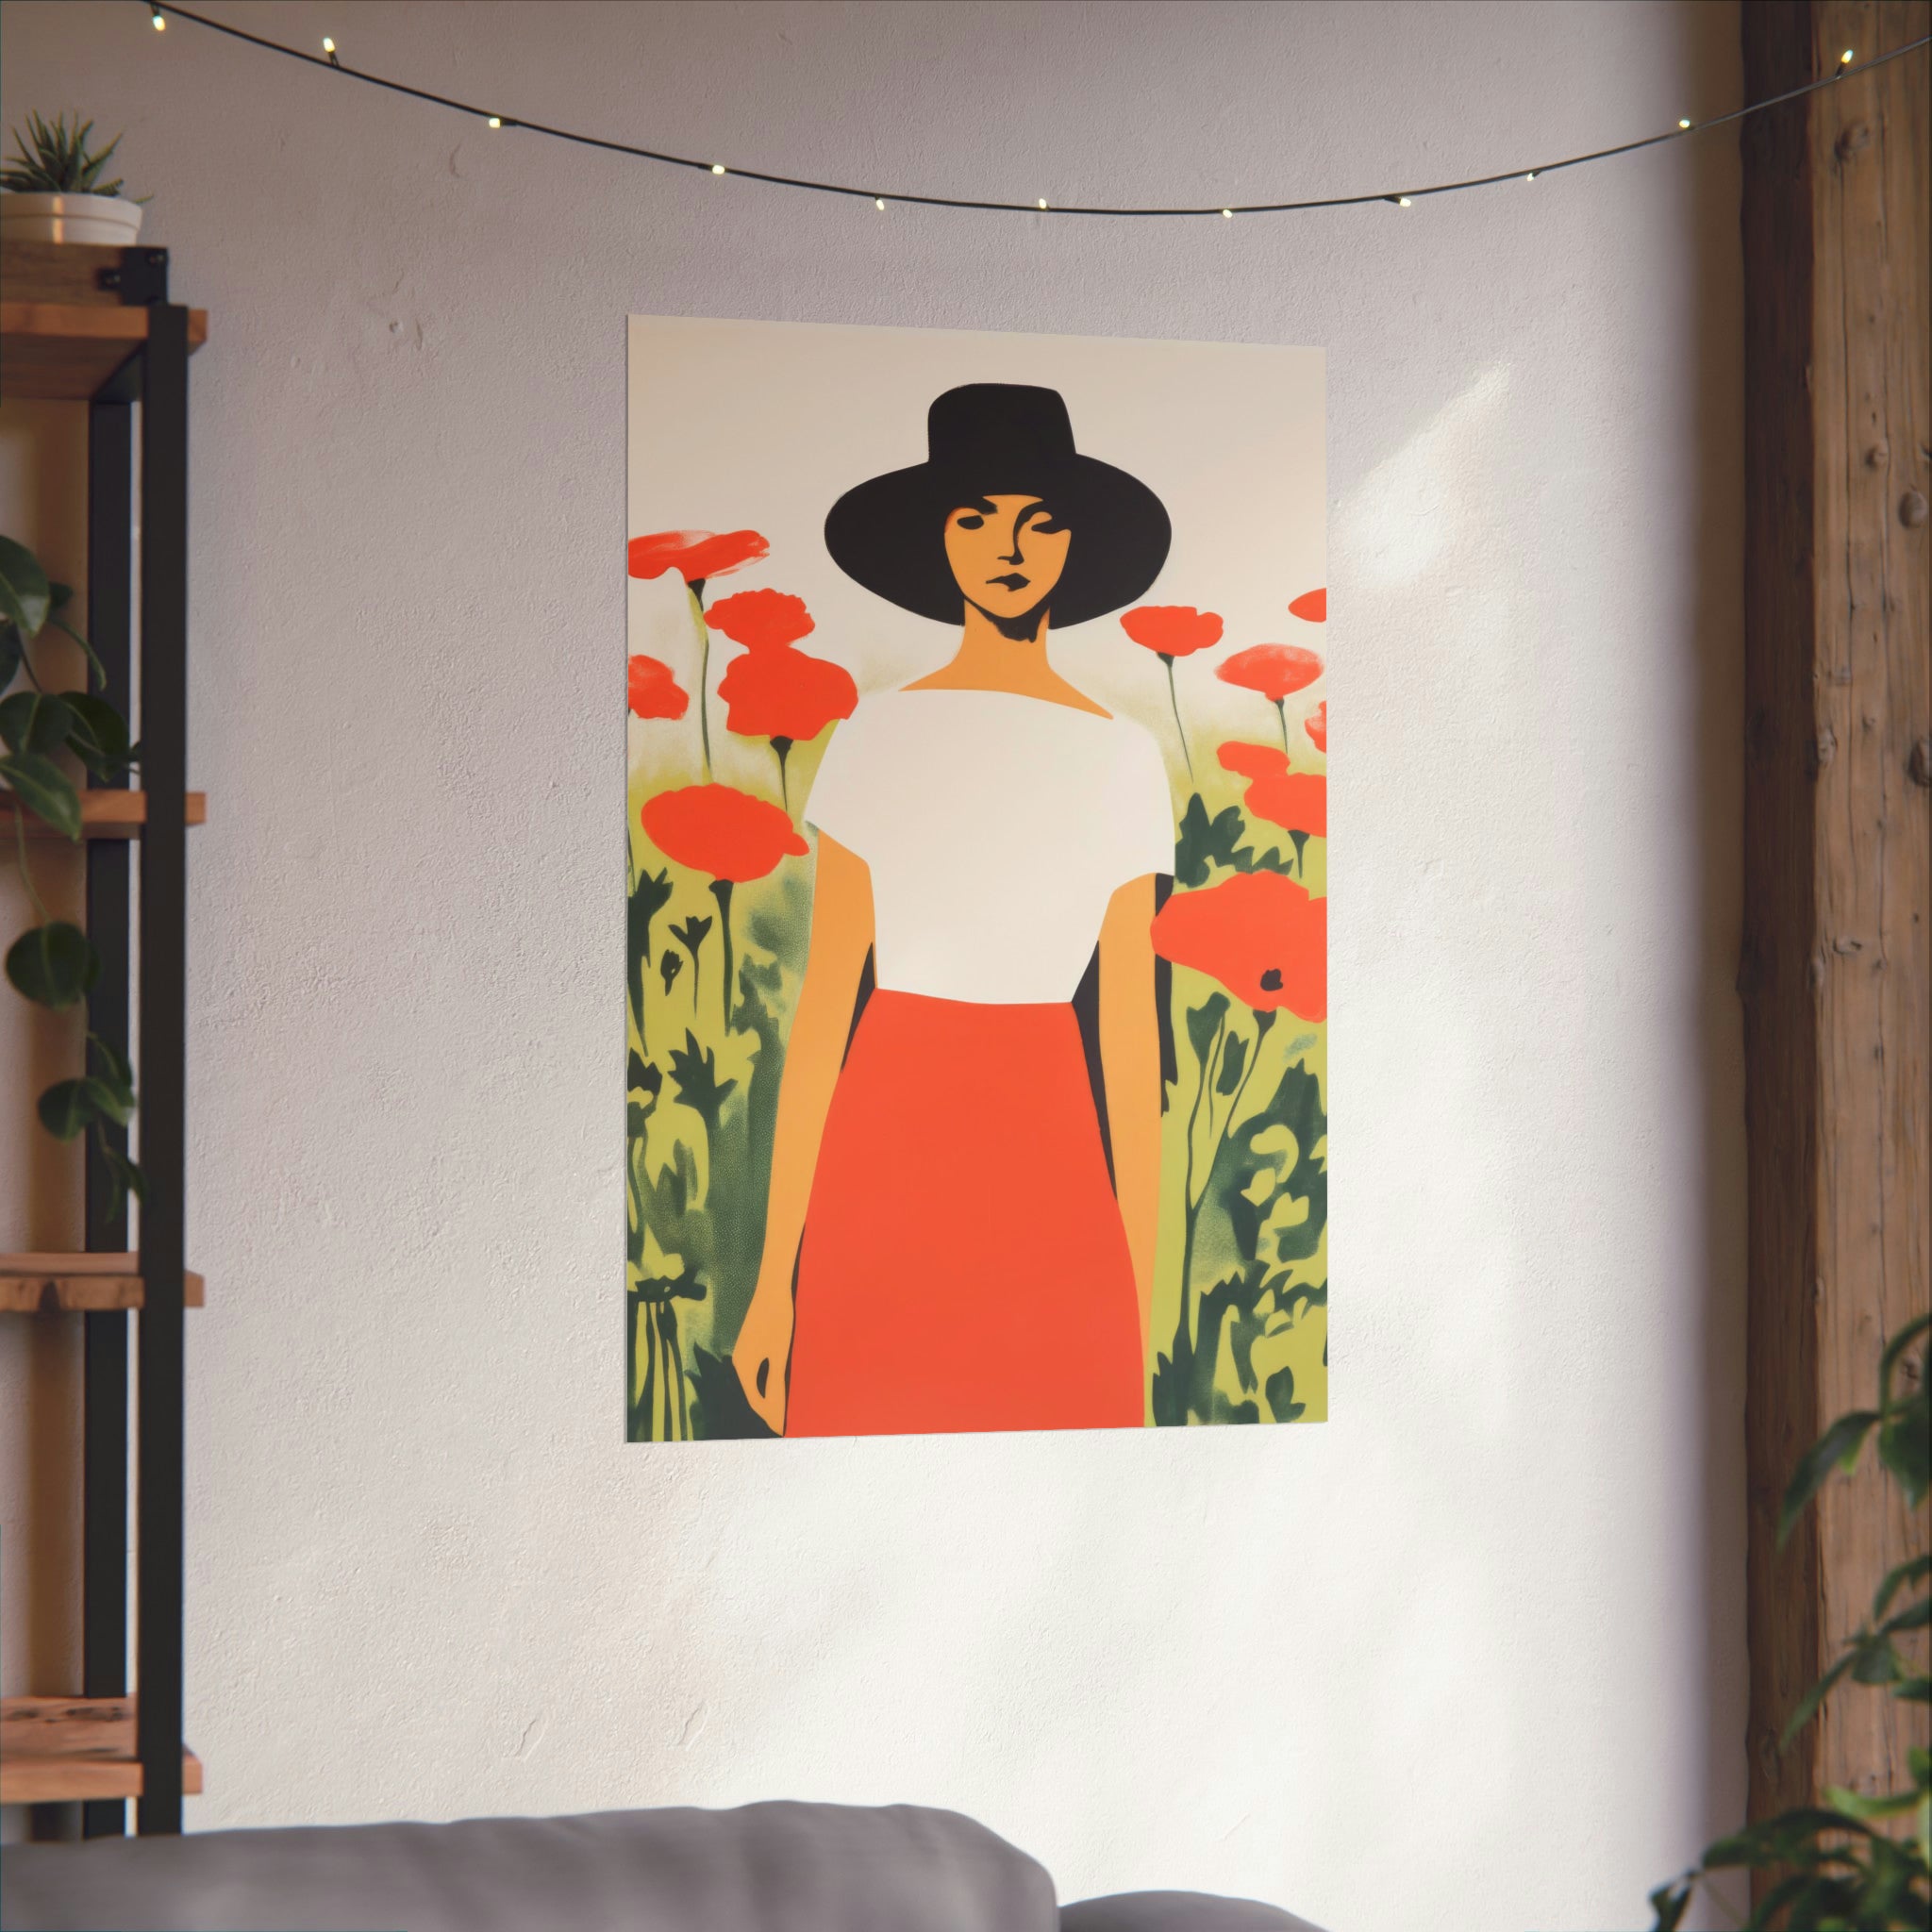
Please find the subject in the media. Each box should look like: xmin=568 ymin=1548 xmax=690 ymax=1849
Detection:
xmin=77 ymin=246 xmax=191 ymax=1839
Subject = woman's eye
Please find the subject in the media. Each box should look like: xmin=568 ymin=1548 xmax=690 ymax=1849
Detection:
xmin=954 ymin=514 xmax=984 ymax=530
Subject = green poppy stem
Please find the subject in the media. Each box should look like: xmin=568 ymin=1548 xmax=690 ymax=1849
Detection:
xmin=1161 ymin=655 xmax=1195 ymax=784
xmin=687 ymin=584 xmax=713 ymax=780
xmin=1274 ymin=698 xmax=1290 ymax=759
xmin=1176 ymin=1008 xmax=1225 ymax=1363
xmin=773 ymin=738 xmax=792 ymax=814
xmin=711 ymin=877 xmax=735 ymax=1030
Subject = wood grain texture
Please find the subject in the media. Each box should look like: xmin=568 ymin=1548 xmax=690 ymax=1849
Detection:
xmin=0 ymin=301 xmax=208 ymax=402
xmin=1 ymin=791 xmax=208 ymax=838
xmin=0 ymin=1698 xmax=202 ymax=1804
xmin=0 ymin=1255 xmax=206 ymax=1314
xmin=1740 ymin=0 xmax=1931 ymax=1834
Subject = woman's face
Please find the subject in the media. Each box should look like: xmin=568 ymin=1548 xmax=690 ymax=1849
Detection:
xmin=944 ymin=495 xmax=1071 ymax=625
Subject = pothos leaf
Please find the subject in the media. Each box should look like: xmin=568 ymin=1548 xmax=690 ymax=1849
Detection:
xmin=6 ymin=920 xmax=99 ymax=1008
xmin=0 ymin=532 xmax=52 ymax=638
xmin=0 ymin=749 xmax=82 ymax=838
xmin=0 ymin=691 xmax=72 ymax=755
xmin=1779 ymin=1410 xmax=1880 ymax=1548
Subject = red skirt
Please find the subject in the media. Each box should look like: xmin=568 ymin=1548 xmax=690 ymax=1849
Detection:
xmin=785 ymin=990 xmax=1145 ymax=1437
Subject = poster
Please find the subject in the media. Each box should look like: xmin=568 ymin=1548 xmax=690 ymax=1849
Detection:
xmin=626 ymin=317 xmax=1325 ymax=1441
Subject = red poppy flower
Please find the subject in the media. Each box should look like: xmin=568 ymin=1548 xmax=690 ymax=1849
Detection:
xmin=641 ymin=783 xmax=808 ymax=883
xmin=707 ymin=589 xmax=815 ymax=651
xmin=627 ymin=654 xmax=690 ymax=721
xmin=1289 ymin=588 xmax=1327 ymax=624
xmin=1304 ymin=702 xmax=1326 ymax=753
xmin=627 ymin=529 xmax=771 ymax=585
xmin=1152 ymin=872 xmax=1325 ymax=1021
xmin=1244 ymin=771 xmax=1326 ymax=838
xmin=1121 ymin=606 xmax=1224 ymax=658
xmin=1218 ymin=741 xmax=1290 ymax=782
xmin=1217 ymin=644 xmax=1324 ymax=703
xmin=718 ymin=645 xmax=858 ymax=743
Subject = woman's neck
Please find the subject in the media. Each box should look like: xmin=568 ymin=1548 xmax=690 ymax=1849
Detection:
xmin=906 ymin=605 xmax=1110 ymax=716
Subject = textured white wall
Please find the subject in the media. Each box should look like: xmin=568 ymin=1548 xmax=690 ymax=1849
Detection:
xmin=0 ymin=4 xmax=1746 ymax=1926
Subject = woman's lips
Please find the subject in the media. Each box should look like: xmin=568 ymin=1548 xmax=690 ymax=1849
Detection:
xmin=990 ymin=573 xmax=1029 ymax=590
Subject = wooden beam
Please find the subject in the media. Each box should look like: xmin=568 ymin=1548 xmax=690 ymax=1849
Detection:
xmin=1740 ymin=0 xmax=1930 ymax=1838
xmin=1 ymin=791 xmax=208 ymax=839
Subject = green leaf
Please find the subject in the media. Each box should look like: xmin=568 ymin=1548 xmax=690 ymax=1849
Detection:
xmin=1874 ymin=1555 xmax=1932 ymax=1622
xmin=1877 ymin=1391 xmax=1930 ymax=1505
xmin=1173 ymin=793 xmax=1246 ymax=887
xmin=98 ymin=1141 xmax=144 ymax=1211
xmin=1881 ymin=1312 xmax=1932 ymax=1407
xmin=0 ymin=750 xmax=81 ymax=838
xmin=0 ymin=622 xmax=21 ymax=691
xmin=38 ymin=1077 xmax=97 ymax=1140
xmin=1216 ymin=1030 xmax=1249 ymax=1094
xmin=0 ymin=691 xmax=74 ymax=755
xmin=666 ymin=1030 xmax=735 ymax=1135
xmin=1184 ymin=991 xmax=1230 ymax=1068
xmin=1782 ymin=1650 xmax=1858 ymax=1747
xmin=88 ymin=1032 xmax=135 ymax=1097
xmin=1779 ymin=1409 xmax=1880 ymax=1547
xmin=1646 ymin=1880 xmax=1692 ymax=1932
xmin=61 ymin=691 xmax=134 ymax=778
xmin=5 ymin=920 xmax=99 ymax=1008
xmin=1824 ymin=1783 xmax=1924 ymax=1822
xmin=0 ymin=533 xmax=52 ymax=638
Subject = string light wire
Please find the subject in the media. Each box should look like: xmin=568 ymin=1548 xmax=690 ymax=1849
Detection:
xmin=146 ymin=5 xmax=1928 ymax=221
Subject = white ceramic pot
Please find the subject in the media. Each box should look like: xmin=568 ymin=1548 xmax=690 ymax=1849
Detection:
xmin=0 ymin=192 xmax=143 ymax=246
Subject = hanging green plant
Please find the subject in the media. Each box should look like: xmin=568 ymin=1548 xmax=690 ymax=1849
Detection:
xmin=0 ymin=530 xmax=144 ymax=1210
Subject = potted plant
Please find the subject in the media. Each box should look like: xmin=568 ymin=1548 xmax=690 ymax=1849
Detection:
xmin=1 ymin=111 xmax=143 ymax=245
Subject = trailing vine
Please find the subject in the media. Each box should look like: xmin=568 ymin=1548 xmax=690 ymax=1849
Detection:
xmin=0 ymin=531 xmax=143 ymax=1209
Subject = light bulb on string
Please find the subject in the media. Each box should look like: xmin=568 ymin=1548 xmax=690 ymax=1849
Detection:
xmin=487 ymin=116 xmax=502 ymax=129
xmin=874 ymin=196 xmax=886 ymax=210
xmin=323 ymin=36 xmax=340 ymax=67
xmin=150 ymin=6 xmax=165 ymax=28
xmin=1841 ymin=48 xmax=1855 ymax=64
xmin=1222 ymin=208 xmax=1233 ymax=218
xmin=1678 ymin=117 xmax=1692 ymax=128
xmin=1524 ymin=171 xmax=1537 ymax=182
xmin=1397 ymin=195 xmax=1413 ymax=208
xmin=1037 ymin=198 xmax=1048 ymax=210
xmin=711 ymin=163 xmax=726 ymax=175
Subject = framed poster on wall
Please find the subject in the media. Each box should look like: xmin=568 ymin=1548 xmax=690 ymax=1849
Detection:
xmin=626 ymin=316 xmax=1325 ymax=1441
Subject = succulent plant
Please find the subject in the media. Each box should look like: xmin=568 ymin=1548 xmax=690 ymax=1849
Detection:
xmin=1 ymin=110 xmax=137 ymax=199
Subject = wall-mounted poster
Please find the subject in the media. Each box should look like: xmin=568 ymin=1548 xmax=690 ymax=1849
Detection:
xmin=627 ymin=316 xmax=1325 ymax=1441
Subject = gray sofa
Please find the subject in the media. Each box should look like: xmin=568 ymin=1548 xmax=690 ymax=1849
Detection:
xmin=0 ymin=1801 xmax=1324 ymax=1931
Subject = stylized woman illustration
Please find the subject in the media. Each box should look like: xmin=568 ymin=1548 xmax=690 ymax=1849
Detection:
xmin=732 ymin=384 xmax=1176 ymax=1436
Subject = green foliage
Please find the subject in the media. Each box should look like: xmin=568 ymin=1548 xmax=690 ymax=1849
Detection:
xmin=0 ymin=529 xmax=145 ymax=1204
xmin=1652 ymin=1321 xmax=1930 ymax=1930
xmin=1 ymin=111 xmax=134 ymax=199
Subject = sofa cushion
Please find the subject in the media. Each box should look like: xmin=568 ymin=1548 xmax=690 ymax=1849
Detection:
xmin=1061 ymin=1890 xmax=1326 ymax=1932
xmin=0 ymin=1801 xmax=1058 ymax=1932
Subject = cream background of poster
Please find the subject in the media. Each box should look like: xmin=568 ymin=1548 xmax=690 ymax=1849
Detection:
xmin=627 ymin=316 xmax=1325 ymax=791
xmin=1 ymin=5 xmax=1746 ymax=1929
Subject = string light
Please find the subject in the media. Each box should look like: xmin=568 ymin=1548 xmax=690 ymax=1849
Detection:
xmin=150 ymin=5 xmax=165 ymax=26
xmin=142 ymin=6 xmax=1929 ymax=223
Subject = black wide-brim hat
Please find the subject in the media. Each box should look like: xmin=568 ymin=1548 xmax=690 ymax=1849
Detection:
xmin=824 ymin=383 xmax=1172 ymax=627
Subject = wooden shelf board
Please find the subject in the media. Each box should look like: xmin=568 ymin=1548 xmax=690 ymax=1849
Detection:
xmin=0 ymin=301 xmax=208 ymax=402
xmin=1 ymin=1699 xmax=202 ymax=1806
xmin=2 ymin=790 xmax=208 ymax=839
xmin=0 ymin=1255 xmax=207 ymax=1314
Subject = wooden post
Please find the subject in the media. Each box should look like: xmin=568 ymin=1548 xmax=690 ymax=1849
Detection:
xmin=1740 ymin=0 xmax=1931 ymax=1836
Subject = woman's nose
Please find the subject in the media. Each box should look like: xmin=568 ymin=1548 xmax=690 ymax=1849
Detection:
xmin=999 ymin=523 xmax=1024 ymax=563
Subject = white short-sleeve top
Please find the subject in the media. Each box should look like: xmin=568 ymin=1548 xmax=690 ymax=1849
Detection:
xmin=804 ymin=686 xmax=1175 ymax=1006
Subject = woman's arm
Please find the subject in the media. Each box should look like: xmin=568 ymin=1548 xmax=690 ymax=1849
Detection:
xmin=733 ymin=833 xmax=874 ymax=1432
xmin=1099 ymin=873 xmax=1162 ymax=1367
